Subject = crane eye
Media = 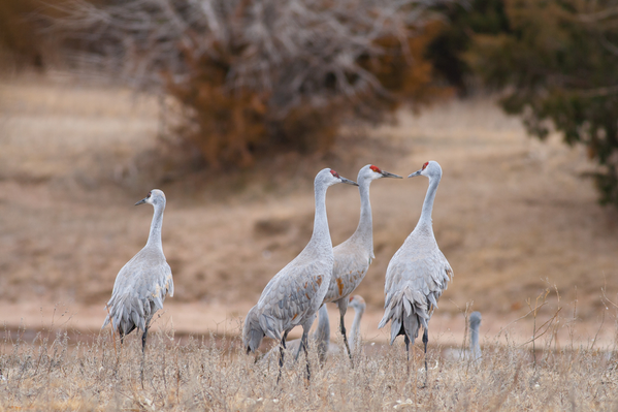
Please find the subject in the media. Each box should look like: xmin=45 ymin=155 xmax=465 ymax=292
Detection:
xmin=370 ymin=165 xmax=381 ymax=173
xmin=147 ymin=191 xmax=152 ymax=198
xmin=330 ymin=170 xmax=340 ymax=178
xmin=422 ymin=162 xmax=429 ymax=170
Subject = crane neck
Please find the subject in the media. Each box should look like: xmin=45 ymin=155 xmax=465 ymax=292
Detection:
xmin=470 ymin=323 xmax=481 ymax=360
xmin=348 ymin=304 xmax=364 ymax=351
xmin=146 ymin=201 xmax=165 ymax=250
xmin=308 ymin=182 xmax=332 ymax=252
xmin=350 ymin=180 xmax=373 ymax=254
xmin=416 ymin=174 xmax=440 ymax=231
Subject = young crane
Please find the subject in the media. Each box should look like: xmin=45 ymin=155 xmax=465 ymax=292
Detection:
xmin=379 ymin=161 xmax=453 ymax=383
xmin=323 ymin=165 xmax=401 ymax=360
xmin=245 ymin=168 xmax=357 ymax=381
xmin=102 ymin=189 xmax=174 ymax=352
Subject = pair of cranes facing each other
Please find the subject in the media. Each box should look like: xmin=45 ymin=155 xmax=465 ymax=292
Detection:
xmin=101 ymin=161 xmax=453 ymax=384
xmin=244 ymin=161 xmax=453 ymax=382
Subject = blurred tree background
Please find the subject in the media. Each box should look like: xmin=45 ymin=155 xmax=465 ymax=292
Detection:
xmin=2 ymin=0 xmax=618 ymax=206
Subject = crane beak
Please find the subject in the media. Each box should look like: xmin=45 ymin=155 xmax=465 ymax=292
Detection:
xmin=408 ymin=169 xmax=422 ymax=178
xmin=381 ymin=170 xmax=403 ymax=179
xmin=135 ymin=197 xmax=147 ymax=206
xmin=340 ymin=176 xmax=359 ymax=186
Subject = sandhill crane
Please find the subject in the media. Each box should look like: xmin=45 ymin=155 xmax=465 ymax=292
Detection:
xmin=323 ymin=164 xmax=401 ymax=360
xmin=243 ymin=305 xmax=265 ymax=355
xmin=469 ymin=311 xmax=482 ymax=361
xmin=347 ymin=295 xmax=366 ymax=354
xmin=246 ymin=168 xmax=357 ymax=380
xmin=378 ymin=161 xmax=453 ymax=383
xmin=102 ymin=189 xmax=174 ymax=353
xmin=441 ymin=311 xmax=482 ymax=362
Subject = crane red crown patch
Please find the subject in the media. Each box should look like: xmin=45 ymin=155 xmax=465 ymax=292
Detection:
xmin=422 ymin=162 xmax=429 ymax=170
xmin=370 ymin=165 xmax=381 ymax=173
xmin=330 ymin=170 xmax=340 ymax=178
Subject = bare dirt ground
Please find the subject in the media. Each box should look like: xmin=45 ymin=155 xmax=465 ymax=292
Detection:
xmin=1 ymin=73 xmax=617 ymax=350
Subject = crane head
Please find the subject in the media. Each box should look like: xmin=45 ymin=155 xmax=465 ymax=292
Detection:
xmin=135 ymin=189 xmax=166 ymax=206
xmin=408 ymin=161 xmax=442 ymax=179
xmin=316 ymin=168 xmax=358 ymax=187
xmin=349 ymin=295 xmax=366 ymax=311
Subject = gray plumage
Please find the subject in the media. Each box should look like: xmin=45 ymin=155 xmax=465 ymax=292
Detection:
xmin=347 ymin=294 xmax=366 ymax=353
xmin=246 ymin=168 xmax=357 ymax=379
xmin=243 ymin=305 xmax=264 ymax=354
xmin=102 ymin=189 xmax=174 ymax=351
xmin=379 ymin=161 xmax=453 ymax=375
xmin=469 ymin=311 xmax=482 ymax=361
xmin=266 ymin=303 xmax=331 ymax=366
xmin=323 ymin=164 xmax=401 ymax=359
xmin=268 ymin=294 xmax=365 ymax=365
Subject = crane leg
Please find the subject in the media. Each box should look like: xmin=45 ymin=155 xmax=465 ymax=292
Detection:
xmin=300 ymin=334 xmax=311 ymax=381
xmin=141 ymin=327 xmax=149 ymax=354
xmin=140 ymin=326 xmax=149 ymax=389
xmin=339 ymin=315 xmax=354 ymax=366
xmin=276 ymin=331 xmax=289 ymax=384
xmin=422 ymin=328 xmax=429 ymax=387
xmin=404 ymin=334 xmax=410 ymax=375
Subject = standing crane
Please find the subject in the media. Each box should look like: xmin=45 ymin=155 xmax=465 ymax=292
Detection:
xmin=469 ymin=311 xmax=482 ymax=362
xmin=246 ymin=168 xmax=357 ymax=380
xmin=378 ymin=161 xmax=453 ymax=383
xmin=347 ymin=295 xmax=366 ymax=354
xmin=102 ymin=189 xmax=174 ymax=353
xmin=323 ymin=165 xmax=401 ymax=360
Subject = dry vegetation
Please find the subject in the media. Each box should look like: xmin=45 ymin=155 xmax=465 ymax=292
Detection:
xmin=1 ymin=320 xmax=618 ymax=411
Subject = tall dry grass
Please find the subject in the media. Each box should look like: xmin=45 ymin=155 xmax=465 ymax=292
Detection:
xmin=2 ymin=306 xmax=618 ymax=412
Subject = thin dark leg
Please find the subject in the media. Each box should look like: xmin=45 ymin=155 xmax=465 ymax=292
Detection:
xmin=142 ymin=327 xmax=149 ymax=354
xmin=140 ymin=327 xmax=149 ymax=388
xmin=300 ymin=333 xmax=311 ymax=381
xmin=276 ymin=331 xmax=289 ymax=384
xmin=422 ymin=328 xmax=429 ymax=387
xmin=340 ymin=315 xmax=354 ymax=366
xmin=404 ymin=334 xmax=410 ymax=375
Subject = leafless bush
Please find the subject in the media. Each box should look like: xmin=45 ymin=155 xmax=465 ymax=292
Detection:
xmin=53 ymin=0 xmax=450 ymax=168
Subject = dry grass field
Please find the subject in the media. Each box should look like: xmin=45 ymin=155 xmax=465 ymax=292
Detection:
xmin=1 ymin=73 xmax=618 ymax=410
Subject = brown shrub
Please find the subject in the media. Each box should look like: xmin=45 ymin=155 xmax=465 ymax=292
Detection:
xmin=52 ymin=0 xmax=451 ymax=168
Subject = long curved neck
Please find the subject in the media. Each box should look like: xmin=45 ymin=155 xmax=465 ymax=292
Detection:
xmin=470 ymin=324 xmax=481 ymax=360
xmin=146 ymin=201 xmax=165 ymax=250
xmin=308 ymin=183 xmax=332 ymax=251
xmin=416 ymin=175 xmax=440 ymax=230
xmin=350 ymin=179 xmax=373 ymax=254
xmin=349 ymin=306 xmax=364 ymax=351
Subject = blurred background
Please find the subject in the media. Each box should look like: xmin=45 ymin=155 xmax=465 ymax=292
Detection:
xmin=1 ymin=0 xmax=617 ymax=345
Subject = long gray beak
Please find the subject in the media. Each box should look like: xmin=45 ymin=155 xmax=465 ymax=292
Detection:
xmin=135 ymin=198 xmax=147 ymax=206
xmin=382 ymin=170 xmax=403 ymax=179
xmin=408 ymin=169 xmax=422 ymax=178
xmin=340 ymin=176 xmax=359 ymax=186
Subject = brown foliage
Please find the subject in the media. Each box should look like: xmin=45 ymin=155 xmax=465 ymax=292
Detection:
xmin=54 ymin=0 xmax=450 ymax=168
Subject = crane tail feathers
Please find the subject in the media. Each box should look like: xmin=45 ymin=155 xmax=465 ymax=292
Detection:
xmin=380 ymin=288 xmax=426 ymax=345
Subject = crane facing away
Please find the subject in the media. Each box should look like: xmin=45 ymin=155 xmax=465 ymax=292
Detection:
xmin=102 ymin=189 xmax=174 ymax=353
xmin=323 ymin=165 xmax=401 ymax=360
xmin=245 ymin=168 xmax=357 ymax=381
xmin=378 ymin=161 xmax=453 ymax=383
